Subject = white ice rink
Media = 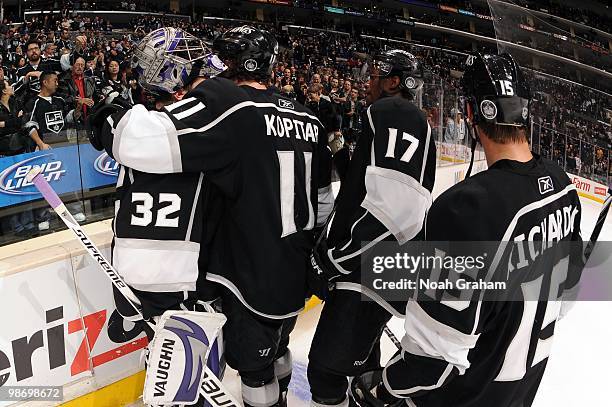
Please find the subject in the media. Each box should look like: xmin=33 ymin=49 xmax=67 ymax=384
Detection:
xmin=215 ymin=195 xmax=612 ymax=406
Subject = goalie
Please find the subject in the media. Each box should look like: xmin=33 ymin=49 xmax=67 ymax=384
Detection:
xmin=90 ymin=27 xmax=228 ymax=405
xmin=89 ymin=25 xmax=329 ymax=407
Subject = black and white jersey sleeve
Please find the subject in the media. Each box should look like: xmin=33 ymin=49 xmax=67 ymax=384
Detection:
xmin=383 ymin=157 xmax=584 ymax=407
xmin=324 ymin=97 xmax=436 ymax=276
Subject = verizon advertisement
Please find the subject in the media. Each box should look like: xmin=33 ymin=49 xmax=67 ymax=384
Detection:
xmin=0 ymin=247 xmax=147 ymax=406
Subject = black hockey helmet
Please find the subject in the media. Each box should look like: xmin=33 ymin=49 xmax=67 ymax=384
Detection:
xmin=462 ymin=52 xmax=530 ymax=128
xmin=212 ymin=25 xmax=278 ymax=81
xmin=371 ymin=49 xmax=423 ymax=94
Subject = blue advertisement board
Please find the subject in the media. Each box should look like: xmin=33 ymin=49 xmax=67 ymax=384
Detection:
xmin=0 ymin=143 xmax=118 ymax=208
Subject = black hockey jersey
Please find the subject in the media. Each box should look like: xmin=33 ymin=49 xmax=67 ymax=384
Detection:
xmin=100 ymin=77 xmax=326 ymax=318
xmin=112 ymin=167 xmax=206 ymax=293
xmin=24 ymin=95 xmax=77 ymax=144
xmin=383 ymin=156 xmax=583 ymax=407
xmin=324 ymin=95 xmax=437 ymax=315
xmin=14 ymin=55 xmax=73 ymax=103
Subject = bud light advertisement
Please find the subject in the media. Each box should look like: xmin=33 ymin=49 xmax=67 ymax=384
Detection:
xmin=0 ymin=144 xmax=118 ymax=208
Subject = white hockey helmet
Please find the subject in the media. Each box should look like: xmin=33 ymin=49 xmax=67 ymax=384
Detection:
xmin=131 ymin=27 xmax=226 ymax=95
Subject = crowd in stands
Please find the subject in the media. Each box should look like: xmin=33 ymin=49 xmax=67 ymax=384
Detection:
xmin=512 ymin=0 xmax=612 ymax=34
xmin=0 ymin=9 xmax=609 ymax=241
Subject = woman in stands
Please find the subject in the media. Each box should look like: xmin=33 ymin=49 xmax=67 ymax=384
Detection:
xmin=0 ymin=80 xmax=27 ymax=155
xmin=0 ymin=79 xmax=36 ymax=238
xmin=101 ymin=59 xmax=133 ymax=107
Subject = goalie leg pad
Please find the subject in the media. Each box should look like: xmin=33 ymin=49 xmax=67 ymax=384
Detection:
xmin=143 ymin=310 xmax=226 ymax=406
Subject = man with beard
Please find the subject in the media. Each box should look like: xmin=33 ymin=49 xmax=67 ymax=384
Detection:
xmin=14 ymin=37 xmax=86 ymax=105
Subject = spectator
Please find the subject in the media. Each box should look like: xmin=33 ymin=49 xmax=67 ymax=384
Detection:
xmin=0 ymin=80 xmax=27 ymax=155
xmin=101 ymin=59 xmax=132 ymax=106
xmin=14 ymin=36 xmax=86 ymax=105
xmin=24 ymin=71 xmax=86 ymax=227
xmin=0 ymin=79 xmax=36 ymax=237
xmin=59 ymin=56 xmax=98 ymax=118
xmin=306 ymin=83 xmax=340 ymax=139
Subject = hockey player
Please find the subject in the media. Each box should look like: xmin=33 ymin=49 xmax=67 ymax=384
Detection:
xmin=307 ymin=50 xmax=437 ymax=406
xmin=89 ymin=26 xmax=328 ymax=407
xmin=351 ymin=53 xmax=584 ymax=407
xmin=99 ymin=27 xmax=226 ymax=322
xmin=103 ymin=28 xmax=227 ymax=407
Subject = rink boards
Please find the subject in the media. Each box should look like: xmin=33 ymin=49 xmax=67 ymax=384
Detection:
xmin=0 ymin=159 xmax=607 ymax=406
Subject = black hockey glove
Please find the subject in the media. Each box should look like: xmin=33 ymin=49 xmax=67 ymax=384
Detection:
xmin=86 ymin=103 xmax=123 ymax=151
xmin=351 ymin=369 xmax=404 ymax=407
xmin=308 ymin=237 xmax=339 ymax=301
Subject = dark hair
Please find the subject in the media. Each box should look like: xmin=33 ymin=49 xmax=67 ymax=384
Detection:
xmin=39 ymin=71 xmax=57 ymax=84
xmin=25 ymin=39 xmax=41 ymax=50
xmin=477 ymin=123 xmax=528 ymax=144
xmin=0 ymin=79 xmax=9 ymax=94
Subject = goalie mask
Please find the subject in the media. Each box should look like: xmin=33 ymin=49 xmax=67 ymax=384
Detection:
xmin=131 ymin=27 xmax=226 ymax=96
xmin=462 ymin=52 xmax=531 ymax=128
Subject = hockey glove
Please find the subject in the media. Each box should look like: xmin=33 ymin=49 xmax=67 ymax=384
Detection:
xmin=86 ymin=103 xmax=122 ymax=151
xmin=351 ymin=369 xmax=404 ymax=407
xmin=308 ymin=238 xmax=339 ymax=301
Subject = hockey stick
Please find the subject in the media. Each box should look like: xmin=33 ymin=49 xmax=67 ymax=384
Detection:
xmin=26 ymin=167 xmax=240 ymax=407
xmin=583 ymin=187 xmax=612 ymax=261
xmin=383 ymin=326 xmax=402 ymax=351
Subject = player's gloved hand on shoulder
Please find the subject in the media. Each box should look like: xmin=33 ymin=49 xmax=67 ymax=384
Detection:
xmin=86 ymin=103 xmax=123 ymax=151
xmin=351 ymin=369 xmax=404 ymax=407
xmin=308 ymin=238 xmax=339 ymax=301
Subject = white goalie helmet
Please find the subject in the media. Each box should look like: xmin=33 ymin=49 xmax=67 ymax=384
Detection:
xmin=132 ymin=27 xmax=226 ymax=95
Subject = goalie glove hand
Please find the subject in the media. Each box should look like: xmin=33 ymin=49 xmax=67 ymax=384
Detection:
xmin=351 ymin=369 xmax=404 ymax=407
xmin=86 ymin=103 xmax=123 ymax=151
xmin=308 ymin=237 xmax=339 ymax=301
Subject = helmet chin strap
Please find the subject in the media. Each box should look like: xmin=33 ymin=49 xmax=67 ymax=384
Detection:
xmin=465 ymin=124 xmax=480 ymax=178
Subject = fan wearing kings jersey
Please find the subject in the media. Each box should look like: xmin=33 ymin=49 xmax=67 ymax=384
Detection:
xmin=89 ymin=26 xmax=328 ymax=407
xmin=351 ymin=53 xmax=585 ymax=407
xmin=307 ymin=50 xmax=437 ymax=406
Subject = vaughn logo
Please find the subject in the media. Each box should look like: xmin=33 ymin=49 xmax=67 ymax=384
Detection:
xmin=0 ymin=154 xmax=65 ymax=195
xmin=93 ymin=152 xmax=119 ymax=177
xmin=154 ymin=338 xmax=176 ymax=397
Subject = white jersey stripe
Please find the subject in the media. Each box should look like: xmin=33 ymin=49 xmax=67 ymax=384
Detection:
xmin=164 ymin=96 xmax=196 ymax=112
xmin=176 ymin=101 xmax=322 ymax=136
xmin=173 ymin=102 xmax=206 ymax=120
xmin=420 ymin=122 xmax=432 ymax=185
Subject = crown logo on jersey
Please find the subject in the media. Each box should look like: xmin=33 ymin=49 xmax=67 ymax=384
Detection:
xmin=538 ymin=176 xmax=554 ymax=195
